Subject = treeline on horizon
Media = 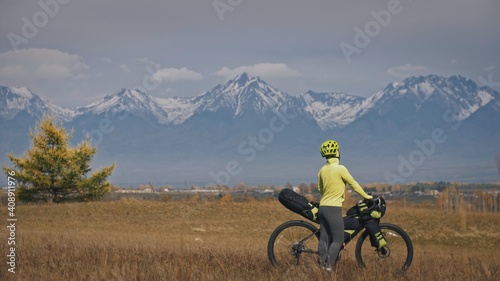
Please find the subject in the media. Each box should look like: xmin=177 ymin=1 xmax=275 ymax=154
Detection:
xmin=112 ymin=181 xmax=500 ymax=193
xmin=105 ymin=181 xmax=500 ymax=213
xmin=363 ymin=181 xmax=500 ymax=193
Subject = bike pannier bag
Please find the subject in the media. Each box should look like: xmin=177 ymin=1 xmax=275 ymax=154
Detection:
xmin=364 ymin=219 xmax=387 ymax=249
xmin=278 ymin=189 xmax=318 ymax=223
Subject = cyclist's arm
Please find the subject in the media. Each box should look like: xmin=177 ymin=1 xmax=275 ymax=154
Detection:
xmin=317 ymin=170 xmax=325 ymax=195
xmin=340 ymin=166 xmax=372 ymax=200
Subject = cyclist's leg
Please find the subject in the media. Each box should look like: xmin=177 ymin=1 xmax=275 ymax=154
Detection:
xmin=326 ymin=207 xmax=344 ymax=266
xmin=318 ymin=212 xmax=329 ymax=266
xmin=318 ymin=206 xmax=344 ymax=267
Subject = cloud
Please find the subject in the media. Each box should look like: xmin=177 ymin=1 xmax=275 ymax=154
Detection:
xmin=119 ymin=63 xmax=131 ymax=72
xmin=151 ymin=67 xmax=203 ymax=83
xmin=387 ymin=64 xmax=429 ymax=78
xmin=213 ymin=63 xmax=302 ymax=80
xmin=136 ymin=57 xmax=155 ymax=65
xmin=101 ymin=57 xmax=112 ymax=63
xmin=0 ymin=48 xmax=88 ymax=81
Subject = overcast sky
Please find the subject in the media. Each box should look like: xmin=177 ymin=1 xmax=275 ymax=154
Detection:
xmin=0 ymin=0 xmax=499 ymax=107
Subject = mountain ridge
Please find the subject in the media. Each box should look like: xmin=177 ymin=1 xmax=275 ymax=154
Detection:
xmin=1 ymin=73 xmax=499 ymax=185
xmin=2 ymin=73 xmax=498 ymax=130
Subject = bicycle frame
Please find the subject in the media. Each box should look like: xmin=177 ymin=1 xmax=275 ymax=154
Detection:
xmin=342 ymin=224 xmax=366 ymax=245
xmin=288 ymin=219 xmax=367 ymax=256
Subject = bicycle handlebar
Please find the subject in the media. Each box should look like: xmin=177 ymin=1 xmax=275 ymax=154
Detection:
xmin=360 ymin=195 xmax=382 ymax=212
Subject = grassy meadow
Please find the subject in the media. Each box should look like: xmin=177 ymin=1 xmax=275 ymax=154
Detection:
xmin=0 ymin=197 xmax=499 ymax=281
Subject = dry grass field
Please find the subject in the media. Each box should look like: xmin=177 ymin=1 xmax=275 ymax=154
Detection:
xmin=1 ymin=198 xmax=499 ymax=281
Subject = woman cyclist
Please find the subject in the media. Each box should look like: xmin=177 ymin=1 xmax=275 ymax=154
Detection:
xmin=317 ymin=140 xmax=373 ymax=271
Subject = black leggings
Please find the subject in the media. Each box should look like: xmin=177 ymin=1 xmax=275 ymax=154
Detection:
xmin=318 ymin=206 xmax=344 ymax=267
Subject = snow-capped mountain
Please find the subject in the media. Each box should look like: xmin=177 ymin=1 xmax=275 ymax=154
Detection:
xmin=191 ymin=73 xmax=293 ymax=116
xmin=158 ymin=74 xmax=500 ymax=129
xmin=156 ymin=73 xmax=304 ymax=125
xmin=351 ymin=75 xmax=500 ymax=122
xmin=75 ymin=88 xmax=170 ymax=124
xmin=154 ymin=96 xmax=198 ymax=125
xmin=153 ymin=73 xmax=366 ymax=129
xmin=300 ymin=91 xmax=366 ymax=130
xmin=154 ymin=73 xmax=297 ymax=125
xmin=0 ymin=86 xmax=74 ymax=121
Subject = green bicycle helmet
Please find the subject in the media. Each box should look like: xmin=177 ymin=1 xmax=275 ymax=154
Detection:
xmin=320 ymin=140 xmax=340 ymax=158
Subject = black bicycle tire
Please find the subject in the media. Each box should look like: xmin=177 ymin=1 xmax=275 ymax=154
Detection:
xmin=267 ymin=220 xmax=319 ymax=267
xmin=355 ymin=223 xmax=414 ymax=272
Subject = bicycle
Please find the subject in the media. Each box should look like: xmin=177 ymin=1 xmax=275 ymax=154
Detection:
xmin=267 ymin=196 xmax=413 ymax=272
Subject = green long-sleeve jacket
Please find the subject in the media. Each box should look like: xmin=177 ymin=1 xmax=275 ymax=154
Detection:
xmin=318 ymin=158 xmax=372 ymax=207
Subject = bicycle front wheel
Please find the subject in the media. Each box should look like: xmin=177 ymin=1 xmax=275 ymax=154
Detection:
xmin=355 ymin=223 xmax=413 ymax=272
xmin=267 ymin=220 xmax=319 ymax=267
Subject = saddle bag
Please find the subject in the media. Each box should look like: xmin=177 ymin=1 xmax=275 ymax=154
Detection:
xmin=278 ymin=189 xmax=318 ymax=223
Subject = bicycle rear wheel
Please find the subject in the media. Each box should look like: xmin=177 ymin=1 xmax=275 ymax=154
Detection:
xmin=267 ymin=220 xmax=319 ymax=267
xmin=355 ymin=223 xmax=413 ymax=272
